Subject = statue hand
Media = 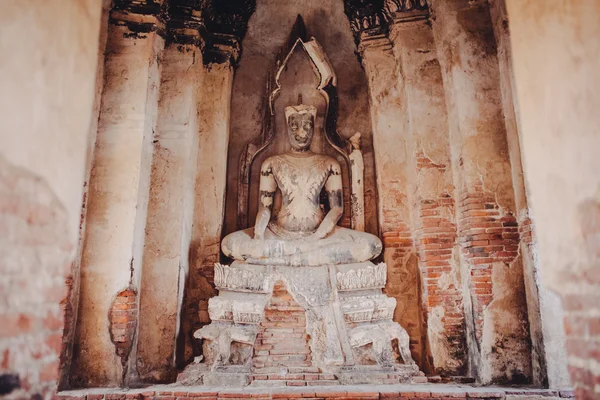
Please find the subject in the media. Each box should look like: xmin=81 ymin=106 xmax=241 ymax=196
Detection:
xmin=253 ymin=225 xmax=266 ymax=240
xmin=308 ymin=230 xmax=327 ymax=241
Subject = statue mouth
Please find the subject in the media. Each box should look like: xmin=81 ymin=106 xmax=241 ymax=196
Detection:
xmin=294 ymin=136 xmax=309 ymax=144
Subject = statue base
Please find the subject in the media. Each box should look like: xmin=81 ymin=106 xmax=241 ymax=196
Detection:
xmin=177 ymin=261 xmax=422 ymax=386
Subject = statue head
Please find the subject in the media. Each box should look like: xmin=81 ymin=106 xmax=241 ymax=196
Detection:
xmin=285 ymin=104 xmax=317 ymax=151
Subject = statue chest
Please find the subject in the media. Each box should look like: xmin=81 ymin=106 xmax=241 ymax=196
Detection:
xmin=272 ymin=160 xmax=329 ymax=201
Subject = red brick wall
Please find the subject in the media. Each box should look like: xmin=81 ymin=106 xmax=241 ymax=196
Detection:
xmin=253 ymin=282 xmax=312 ymax=370
xmin=109 ymin=289 xmax=138 ymax=364
xmin=382 ymin=227 xmax=426 ymax=370
xmin=458 ymin=186 xmax=519 ymax=342
xmin=414 ymin=151 xmax=466 ymax=375
xmin=0 ymin=159 xmax=73 ymax=398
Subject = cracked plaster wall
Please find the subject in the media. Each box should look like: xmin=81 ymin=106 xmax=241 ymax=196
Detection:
xmin=0 ymin=1 xmax=103 ymax=398
xmin=506 ymin=0 xmax=600 ymax=396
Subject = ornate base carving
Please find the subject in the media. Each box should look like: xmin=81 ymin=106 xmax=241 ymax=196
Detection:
xmin=177 ymin=261 xmax=421 ymax=386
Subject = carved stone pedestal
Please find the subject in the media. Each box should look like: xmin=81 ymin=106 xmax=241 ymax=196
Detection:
xmin=177 ymin=261 xmax=421 ymax=386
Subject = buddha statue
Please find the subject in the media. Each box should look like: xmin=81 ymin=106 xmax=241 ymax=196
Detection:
xmin=222 ymin=104 xmax=382 ymax=267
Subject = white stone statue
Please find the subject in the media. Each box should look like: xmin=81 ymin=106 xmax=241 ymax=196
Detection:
xmin=178 ymin=103 xmax=419 ymax=387
xmin=222 ymin=104 xmax=381 ymax=266
xmin=349 ymin=132 xmax=365 ymax=232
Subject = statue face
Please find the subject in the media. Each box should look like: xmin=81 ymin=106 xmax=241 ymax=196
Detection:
xmin=287 ymin=113 xmax=314 ymax=151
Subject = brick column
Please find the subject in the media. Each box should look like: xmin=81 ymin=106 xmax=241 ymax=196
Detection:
xmin=359 ymin=35 xmax=426 ymax=368
xmin=388 ymin=11 xmax=466 ymax=376
xmin=71 ymin=12 xmax=164 ymax=386
xmin=182 ymin=57 xmax=236 ymax=363
xmin=430 ymin=0 xmax=532 ymax=384
xmin=136 ymin=44 xmax=202 ymax=383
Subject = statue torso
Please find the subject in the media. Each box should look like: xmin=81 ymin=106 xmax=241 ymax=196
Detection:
xmin=268 ymin=153 xmax=334 ymax=233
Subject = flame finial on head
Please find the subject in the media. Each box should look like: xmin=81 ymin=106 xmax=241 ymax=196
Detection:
xmin=285 ymin=104 xmax=317 ymax=121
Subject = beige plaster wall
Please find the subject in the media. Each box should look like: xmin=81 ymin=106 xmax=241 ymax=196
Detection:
xmin=0 ymin=1 xmax=103 ymax=397
xmin=506 ymin=0 xmax=600 ymax=394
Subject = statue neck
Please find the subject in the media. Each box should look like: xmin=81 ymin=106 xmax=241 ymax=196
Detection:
xmin=288 ymin=147 xmax=313 ymax=157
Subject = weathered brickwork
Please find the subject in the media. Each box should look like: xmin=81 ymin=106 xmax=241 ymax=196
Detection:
xmin=518 ymin=217 xmax=533 ymax=247
xmin=382 ymin=228 xmax=424 ymax=367
xmin=414 ymin=152 xmax=466 ymax=374
xmin=457 ymin=187 xmax=519 ymax=341
xmin=0 ymin=158 xmax=73 ymax=399
xmin=253 ymin=282 xmax=312 ymax=371
xmin=109 ymin=289 xmax=138 ymax=363
xmin=54 ymin=387 xmax=574 ymax=400
xmin=562 ymin=293 xmax=600 ymax=399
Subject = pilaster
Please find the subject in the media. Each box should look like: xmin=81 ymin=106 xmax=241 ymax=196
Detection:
xmin=430 ymin=0 xmax=532 ymax=384
xmin=72 ymin=10 xmax=165 ymax=386
xmin=358 ymin=34 xmax=425 ymax=369
xmin=389 ymin=9 xmax=467 ymax=376
xmin=488 ymin=0 xmax=569 ymax=388
xmin=136 ymin=44 xmax=202 ymax=383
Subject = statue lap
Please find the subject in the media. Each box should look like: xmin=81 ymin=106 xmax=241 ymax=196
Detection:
xmin=221 ymin=224 xmax=382 ymax=266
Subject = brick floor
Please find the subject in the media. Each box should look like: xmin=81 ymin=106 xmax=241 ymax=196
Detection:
xmin=55 ymin=384 xmax=573 ymax=400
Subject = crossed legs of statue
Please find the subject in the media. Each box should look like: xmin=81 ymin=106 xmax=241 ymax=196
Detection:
xmin=222 ymin=226 xmax=382 ymax=266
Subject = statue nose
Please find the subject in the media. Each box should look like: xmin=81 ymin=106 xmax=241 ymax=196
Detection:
xmin=298 ymin=129 xmax=308 ymax=138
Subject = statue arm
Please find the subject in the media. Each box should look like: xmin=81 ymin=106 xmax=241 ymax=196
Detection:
xmin=255 ymin=159 xmax=276 ymax=239
xmin=314 ymin=160 xmax=343 ymax=239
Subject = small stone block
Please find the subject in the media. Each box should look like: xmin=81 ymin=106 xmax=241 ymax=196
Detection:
xmin=318 ymin=374 xmax=336 ymax=380
xmin=466 ymin=392 xmax=503 ymax=398
xmin=307 ymin=381 xmax=340 ymax=386
xmin=314 ymin=392 xmax=346 ymax=398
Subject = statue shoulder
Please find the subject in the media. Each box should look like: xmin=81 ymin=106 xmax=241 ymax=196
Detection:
xmin=260 ymin=156 xmax=277 ymax=173
xmin=322 ymin=155 xmax=341 ymax=173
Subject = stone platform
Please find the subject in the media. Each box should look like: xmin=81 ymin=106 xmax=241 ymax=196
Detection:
xmin=56 ymin=384 xmax=574 ymax=400
xmin=178 ymin=261 xmax=420 ymax=387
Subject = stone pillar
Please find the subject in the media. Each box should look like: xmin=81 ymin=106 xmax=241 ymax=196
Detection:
xmin=388 ymin=11 xmax=466 ymax=376
xmin=0 ymin=1 xmax=103 ymax=398
xmin=71 ymin=13 xmax=164 ymax=386
xmin=136 ymin=44 xmax=202 ymax=383
xmin=58 ymin=0 xmax=112 ymax=390
xmin=489 ymin=0 xmax=569 ymax=388
xmin=182 ymin=58 xmax=235 ymax=363
xmin=359 ymin=34 xmax=426 ymax=368
xmin=506 ymin=0 xmax=599 ymax=396
xmin=430 ymin=0 xmax=532 ymax=383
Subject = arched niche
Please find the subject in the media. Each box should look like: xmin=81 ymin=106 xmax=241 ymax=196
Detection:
xmin=237 ymin=16 xmax=353 ymax=230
